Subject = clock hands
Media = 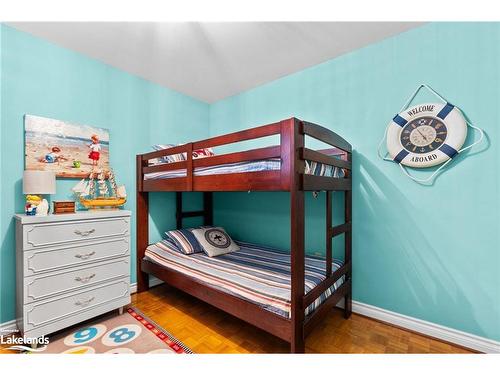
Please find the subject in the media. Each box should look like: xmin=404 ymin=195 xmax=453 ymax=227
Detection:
xmin=416 ymin=128 xmax=428 ymax=141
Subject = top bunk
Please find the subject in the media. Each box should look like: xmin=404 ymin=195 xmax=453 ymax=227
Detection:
xmin=136 ymin=117 xmax=352 ymax=192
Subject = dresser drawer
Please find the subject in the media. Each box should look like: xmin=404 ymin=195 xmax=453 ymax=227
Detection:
xmin=23 ymin=278 xmax=130 ymax=332
xmin=25 ymin=237 xmax=129 ymax=275
xmin=24 ymin=258 xmax=130 ymax=303
xmin=23 ymin=217 xmax=130 ymax=250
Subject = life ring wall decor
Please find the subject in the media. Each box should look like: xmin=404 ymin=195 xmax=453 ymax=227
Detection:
xmin=378 ymin=84 xmax=484 ymax=184
xmin=386 ymin=102 xmax=467 ymax=168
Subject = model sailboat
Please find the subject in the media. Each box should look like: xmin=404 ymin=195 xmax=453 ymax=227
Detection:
xmin=72 ymin=168 xmax=127 ymax=209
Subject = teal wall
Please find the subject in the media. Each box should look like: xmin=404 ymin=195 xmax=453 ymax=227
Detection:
xmin=1 ymin=23 xmax=499 ymax=343
xmin=0 ymin=25 xmax=209 ymax=325
xmin=210 ymin=23 xmax=500 ymax=341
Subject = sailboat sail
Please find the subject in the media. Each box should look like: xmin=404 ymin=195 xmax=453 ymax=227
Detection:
xmin=72 ymin=179 xmax=87 ymax=194
xmin=117 ymin=185 xmax=127 ymax=198
xmin=97 ymin=172 xmax=109 ymax=196
xmin=83 ymin=182 xmax=91 ymax=196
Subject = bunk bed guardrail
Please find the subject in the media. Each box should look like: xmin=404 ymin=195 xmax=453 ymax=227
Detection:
xmin=137 ymin=118 xmax=352 ymax=192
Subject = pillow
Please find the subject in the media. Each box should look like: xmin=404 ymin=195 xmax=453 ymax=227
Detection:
xmin=165 ymin=228 xmax=203 ymax=255
xmin=158 ymin=238 xmax=183 ymax=253
xmin=151 ymin=145 xmax=215 ymax=164
xmin=192 ymin=148 xmax=215 ymax=159
xmin=148 ymin=157 xmax=165 ymax=166
xmin=152 ymin=144 xmax=187 ymax=163
xmin=190 ymin=227 xmax=240 ymax=257
xmin=163 ymin=236 xmax=182 ymax=250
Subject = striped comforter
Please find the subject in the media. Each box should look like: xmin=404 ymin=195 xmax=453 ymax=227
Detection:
xmin=144 ymin=158 xmax=345 ymax=180
xmin=144 ymin=240 xmax=345 ymax=318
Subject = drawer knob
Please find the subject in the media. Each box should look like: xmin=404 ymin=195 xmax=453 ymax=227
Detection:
xmin=74 ymin=229 xmax=96 ymax=236
xmin=74 ymin=251 xmax=96 ymax=260
xmin=75 ymin=296 xmax=95 ymax=307
xmin=74 ymin=273 xmax=96 ymax=283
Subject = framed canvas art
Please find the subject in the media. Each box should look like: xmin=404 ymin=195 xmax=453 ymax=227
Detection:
xmin=24 ymin=115 xmax=110 ymax=178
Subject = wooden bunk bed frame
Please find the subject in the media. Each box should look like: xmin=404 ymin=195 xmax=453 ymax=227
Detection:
xmin=136 ymin=117 xmax=352 ymax=353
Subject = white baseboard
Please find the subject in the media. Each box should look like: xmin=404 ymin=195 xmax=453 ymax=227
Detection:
xmin=129 ymin=277 xmax=163 ymax=294
xmin=0 ymin=319 xmax=18 ymax=335
xmin=351 ymin=300 xmax=500 ymax=354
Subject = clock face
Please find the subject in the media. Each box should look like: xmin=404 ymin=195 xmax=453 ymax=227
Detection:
xmin=400 ymin=116 xmax=448 ymax=154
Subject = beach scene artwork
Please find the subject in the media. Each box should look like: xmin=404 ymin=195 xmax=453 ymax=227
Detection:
xmin=25 ymin=115 xmax=110 ymax=178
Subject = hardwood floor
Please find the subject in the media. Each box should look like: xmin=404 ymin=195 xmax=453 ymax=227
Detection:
xmin=130 ymin=284 xmax=473 ymax=354
xmin=0 ymin=284 xmax=475 ymax=354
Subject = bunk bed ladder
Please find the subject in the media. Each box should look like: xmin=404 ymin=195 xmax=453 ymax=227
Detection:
xmin=325 ymin=159 xmax=353 ymax=319
xmin=176 ymin=192 xmax=214 ymax=229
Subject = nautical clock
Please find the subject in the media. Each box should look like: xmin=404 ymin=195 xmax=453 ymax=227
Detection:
xmin=386 ymin=102 xmax=467 ymax=168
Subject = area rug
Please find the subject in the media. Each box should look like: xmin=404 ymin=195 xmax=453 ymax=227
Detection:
xmin=32 ymin=307 xmax=192 ymax=354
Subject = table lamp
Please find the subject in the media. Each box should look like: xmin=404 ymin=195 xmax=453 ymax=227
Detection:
xmin=22 ymin=170 xmax=56 ymax=216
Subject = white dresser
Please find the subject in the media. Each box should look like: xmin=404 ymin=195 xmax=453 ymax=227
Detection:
xmin=15 ymin=210 xmax=131 ymax=340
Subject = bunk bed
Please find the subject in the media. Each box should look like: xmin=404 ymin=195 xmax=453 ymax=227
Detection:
xmin=136 ymin=117 xmax=352 ymax=353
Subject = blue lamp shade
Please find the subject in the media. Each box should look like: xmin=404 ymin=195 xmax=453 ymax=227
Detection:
xmin=22 ymin=170 xmax=56 ymax=195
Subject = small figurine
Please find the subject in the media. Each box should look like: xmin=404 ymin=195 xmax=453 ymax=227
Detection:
xmin=25 ymin=195 xmax=41 ymax=216
xmin=88 ymin=134 xmax=101 ymax=167
xmin=37 ymin=199 xmax=49 ymax=216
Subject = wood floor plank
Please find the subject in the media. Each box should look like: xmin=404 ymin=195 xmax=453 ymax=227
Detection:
xmin=130 ymin=285 xmax=474 ymax=354
xmin=0 ymin=284 xmax=476 ymax=354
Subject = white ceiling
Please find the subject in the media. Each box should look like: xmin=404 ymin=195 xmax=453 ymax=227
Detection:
xmin=8 ymin=22 xmax=423 ymax=103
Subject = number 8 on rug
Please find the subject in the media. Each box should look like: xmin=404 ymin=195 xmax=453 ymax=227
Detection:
xmin=101 ymin=324 xmax=142 ymax=347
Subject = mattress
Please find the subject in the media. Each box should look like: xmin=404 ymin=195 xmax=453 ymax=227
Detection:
xmin=144 ymin=158 xmax=345 ymax=180
xmin=144 ymin=240 xmax=345 ymax=318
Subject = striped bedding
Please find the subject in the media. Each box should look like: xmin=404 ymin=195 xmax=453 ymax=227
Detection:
xmin=144 ymin=240 xmax=345 ymax=318
xmin=144 ymin=158 xmax=344 ymax=180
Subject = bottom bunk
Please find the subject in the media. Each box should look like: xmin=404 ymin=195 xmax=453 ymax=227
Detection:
xmin=141 ymin=239 xmax=349 ymax=345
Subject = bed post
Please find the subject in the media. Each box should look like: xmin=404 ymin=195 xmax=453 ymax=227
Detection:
xmin=282 ymin=118 xmax=305 ymax=353
xmin=344 ymin=153 xmax=352 ymax=318
xmin=136 ymin=155 xmax=150 ymax=293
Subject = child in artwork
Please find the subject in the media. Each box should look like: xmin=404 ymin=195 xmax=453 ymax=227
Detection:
xmin=88 ymin=134 xmax=101 ymax=167
xmin=41 ymin=146 xmax=68 ymax=164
